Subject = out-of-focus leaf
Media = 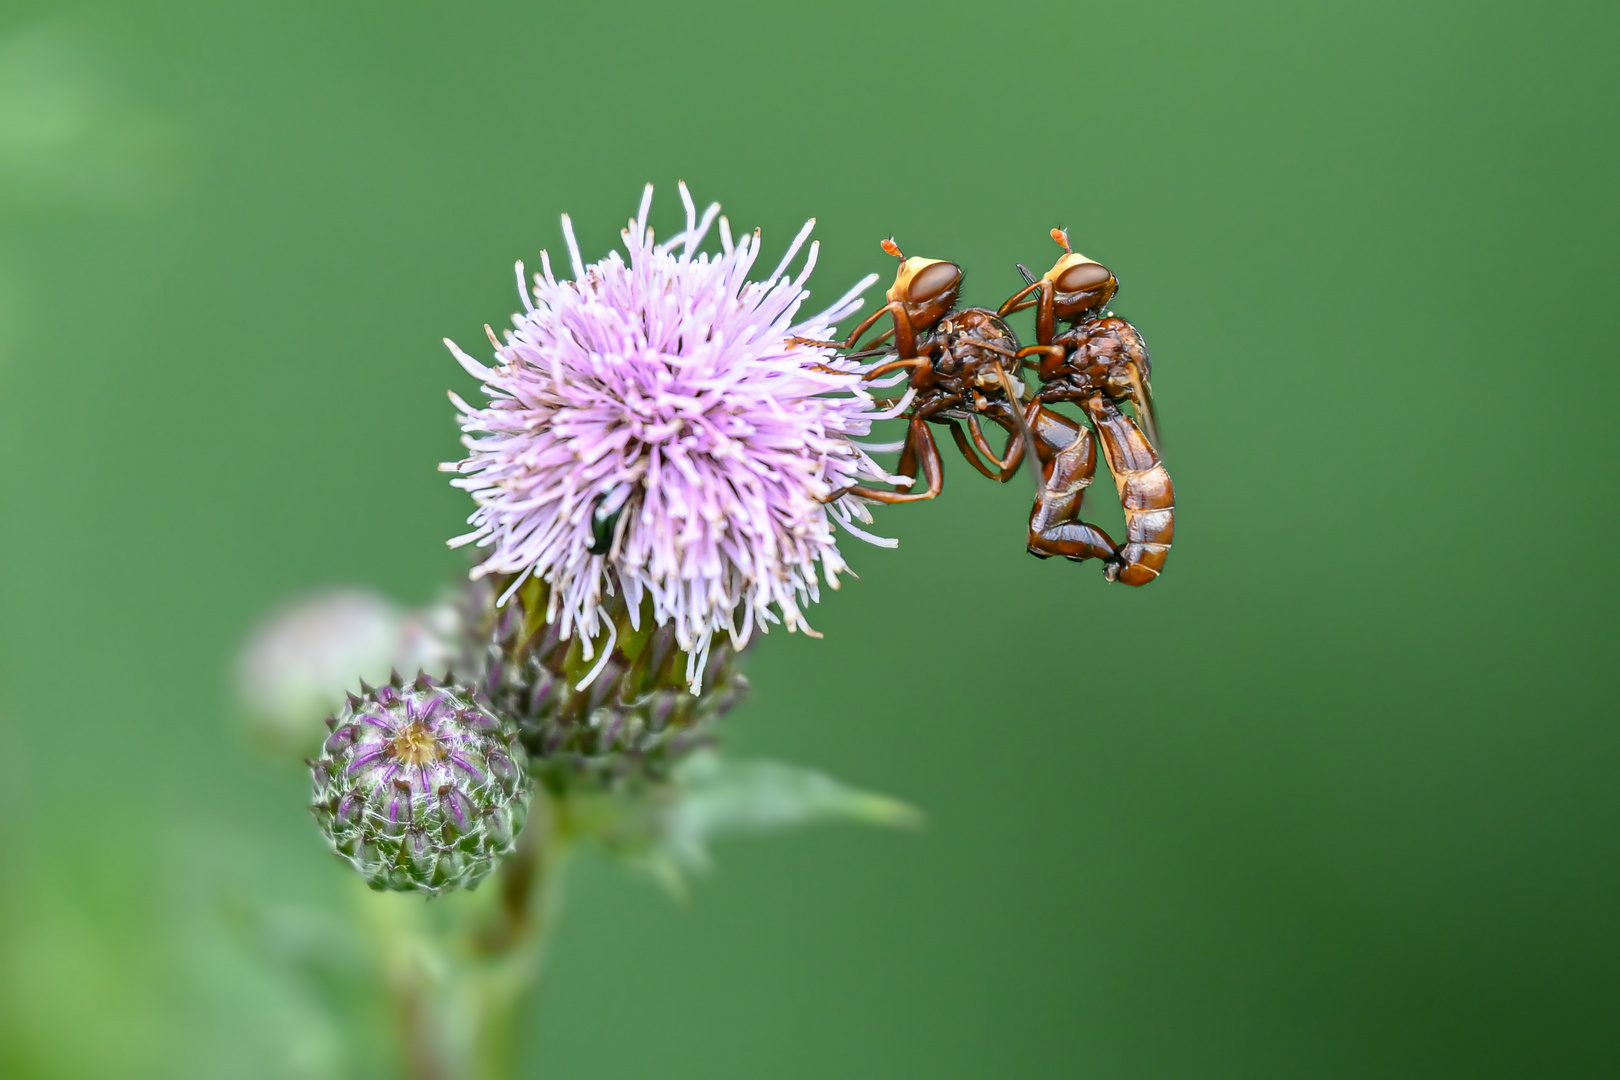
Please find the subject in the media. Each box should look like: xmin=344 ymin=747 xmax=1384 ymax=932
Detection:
xmin=660 ymin=751 xmax=922 ymax=873
xmin=560 ymin=752 xmax=920 ymax=897
xmin=0 ymin=822 xmax=388 ymax=1080
xmin=219 ymin=892 xmax=391 ymax=1078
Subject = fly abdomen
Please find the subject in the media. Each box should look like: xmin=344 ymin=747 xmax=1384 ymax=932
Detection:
xmin=1083 ymin=395 xmax=1174 ymax=586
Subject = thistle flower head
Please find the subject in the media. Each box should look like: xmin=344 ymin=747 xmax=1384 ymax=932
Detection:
xmin=444 ymin=184 xmax=903 ymax=689
xmin=310 ymin=673 xmax=531 ymax=894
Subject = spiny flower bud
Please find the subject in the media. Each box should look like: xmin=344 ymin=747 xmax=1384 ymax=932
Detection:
xmin=481 ymin=576 xmax=748 ymax=790
xmin=309 ymin=672 xmax=531 ymax=894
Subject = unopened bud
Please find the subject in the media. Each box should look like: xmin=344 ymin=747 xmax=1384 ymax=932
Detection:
xmin=309 ymin=672 xmax=532 ymax=894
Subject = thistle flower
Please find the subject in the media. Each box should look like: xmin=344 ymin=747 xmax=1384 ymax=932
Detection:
xmin=443 ymin=184 xmax=905 ymax=690
xmin=310 ymin=673 xmax=531 ymax=894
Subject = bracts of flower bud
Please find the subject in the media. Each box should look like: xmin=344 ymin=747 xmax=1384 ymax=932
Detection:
xmin=476 ymin=573 xmax=749 ymax=793
xmin=309 ymin=672 xmax=532 ymax=894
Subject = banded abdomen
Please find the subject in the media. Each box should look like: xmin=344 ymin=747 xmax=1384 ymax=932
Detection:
xmin=1082 ymin=395 xmax=1173 ymax=585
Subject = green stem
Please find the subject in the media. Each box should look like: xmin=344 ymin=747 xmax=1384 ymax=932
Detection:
xmin=463 ymin=796 xmax=570 ymax=1080
xmin=361 ymin=793 xmax=569 ymax=1080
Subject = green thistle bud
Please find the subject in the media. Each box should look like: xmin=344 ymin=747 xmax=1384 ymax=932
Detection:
xmin=480 ymin=576 xmax=748 ymax=790
xmin=309 ymin=672 xmax=532 ymax=894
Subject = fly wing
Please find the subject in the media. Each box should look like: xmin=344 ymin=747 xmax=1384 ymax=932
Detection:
xmin=1123 ymin=360 xmax=1160 ymax=451
xmin=991 ymin=361 xmax=1044 ymax=496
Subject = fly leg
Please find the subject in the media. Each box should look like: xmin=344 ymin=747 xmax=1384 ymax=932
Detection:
xmin=948 ymin=416 xmax=1027 ymax=481
xmin=1081 ymin=394 xmax=1174 ymax=585
xmin=1023 ymin=404 xmax=1121 ymax=565
xmin=947 ymin=419 xmax=999 ymax=480
xmin=832 ymin=413 xmax=945 ymax=504
xmin=789 ymin=303 xmax=900 ymax=352
xmin=970 ymin=414 xmax=1027 ymax=479
xmin=962 ymin=399 xmax=1033 ymax=483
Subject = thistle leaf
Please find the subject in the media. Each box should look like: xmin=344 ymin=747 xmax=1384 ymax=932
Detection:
xmin=660 ymin=750 xmax=922 ymax=872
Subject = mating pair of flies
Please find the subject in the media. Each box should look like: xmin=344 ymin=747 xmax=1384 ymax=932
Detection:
xmin=796 ymin=229 xmax=1174 ymax=586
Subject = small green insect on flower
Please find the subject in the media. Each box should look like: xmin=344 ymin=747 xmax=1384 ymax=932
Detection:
xmin=309 ymin=671 xmax=532 ymax=894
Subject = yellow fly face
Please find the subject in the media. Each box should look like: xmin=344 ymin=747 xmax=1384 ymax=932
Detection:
xmin=881 ymin=239 xmax=962 ymax=328
xmin=1042 ymin=246 xmax=1117 ymax=321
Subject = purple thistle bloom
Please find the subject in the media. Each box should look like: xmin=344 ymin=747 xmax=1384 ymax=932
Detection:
xmin=443 ymin=184 xmax=908 ymax=689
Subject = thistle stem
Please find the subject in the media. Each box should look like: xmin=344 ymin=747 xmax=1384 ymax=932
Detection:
xmin=367 ymin=793 xmax=569 ymax=1080
xmin=463 ymin=795 xmax=569 ymax=1080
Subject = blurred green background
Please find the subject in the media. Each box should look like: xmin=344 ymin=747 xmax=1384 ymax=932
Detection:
xmin=1 ymin=0 xmax=1615 ymax=1076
